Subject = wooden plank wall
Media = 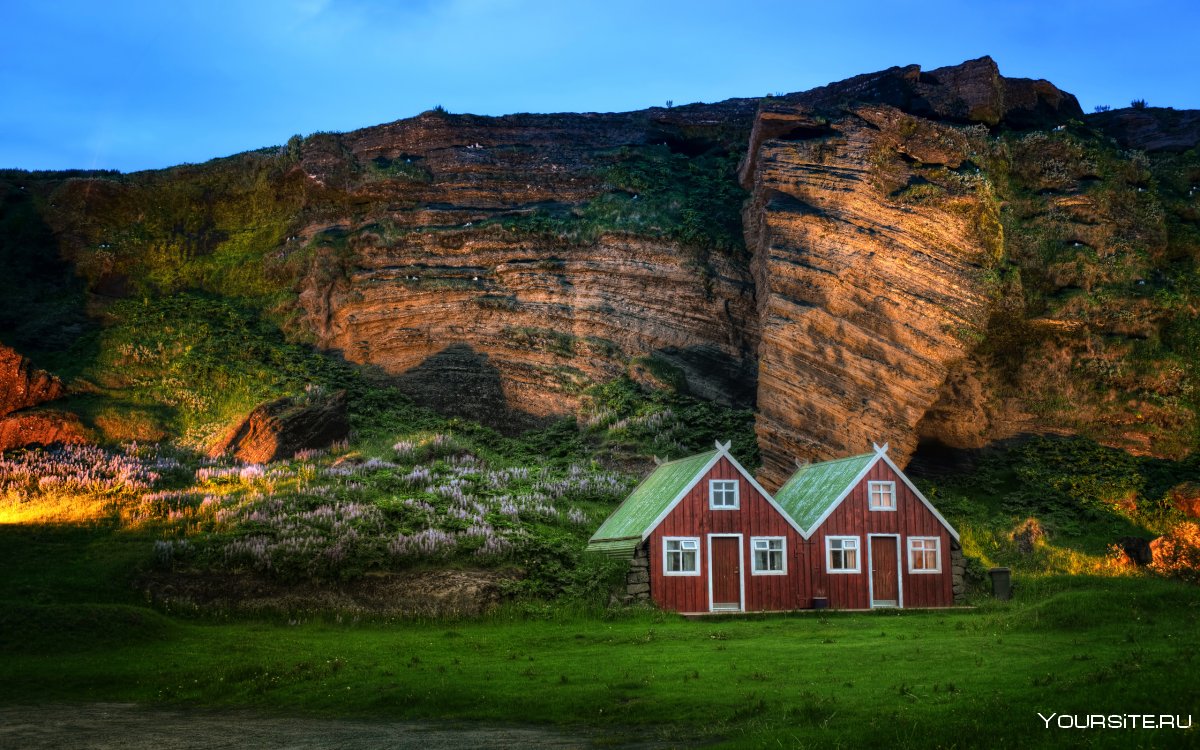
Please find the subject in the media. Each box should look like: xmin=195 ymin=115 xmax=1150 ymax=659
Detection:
xmin=648 ymin=457 xmax=809 ymax=613
xmin=806 ymin=461 xmax=954 ymax=609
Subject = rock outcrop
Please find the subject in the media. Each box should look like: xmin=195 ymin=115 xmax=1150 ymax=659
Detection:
xmin=208 ymin=390 xmax=350 ymax=464
xmin=0 ymin=343 xmax=87 ymax=451
xmin=0 ymin=343 xmax=65 ymax=417
xmin=1090 ymin=107 xmax=1200 ymax=152
xmin=739 ymin=106 xmax=993 ymax=484
xmin=0 ymin=410 xmax=90 ymax=452
xmin=1168 ymin=483 xmax=1200 ymax=519
xmin=292 ymin=103 xmax=761 ymax=425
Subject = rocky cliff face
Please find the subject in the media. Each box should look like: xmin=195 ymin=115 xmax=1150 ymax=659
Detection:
xmin=741 ymin=104 xmax=998 ymax=485
xmin=3 ymin=57 xmax=1196 ymax=476
xmin=739 ymin=58 xmax=1088 ymax=486
xmin=290 ymin=104 xmax=762 ymax=426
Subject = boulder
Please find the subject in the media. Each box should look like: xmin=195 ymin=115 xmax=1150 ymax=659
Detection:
xmin=913 ymin=56 xmax=1083 ymax=128
xmin=769 ymin=55 xmax=1082 ymax=131
xmin=0 ymin=343 xmax=65 ymax=417
xmin=208 ymin=390 xmax=350 ymax=464
xmin=0 ymin=410 xmax=90 ymax=452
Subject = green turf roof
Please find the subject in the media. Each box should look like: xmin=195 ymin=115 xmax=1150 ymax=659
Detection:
xmin=773 ymin=452 xmax=876 ymax=532
xmin=585 ymin=537 xmax=642 ymax=558
xmin=587 ymin=449 xmax=719 ymax=549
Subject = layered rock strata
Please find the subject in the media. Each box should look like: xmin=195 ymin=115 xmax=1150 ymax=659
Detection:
xmin=741 ymin=104 xmax=996 ymax=486
xmin=11 ymin=56 xmax=1193 ymax=475
xmin=740 ymin=58 xmax=1082 ymax=487
xmin=295 ymin=104 xmax=761 ymax=425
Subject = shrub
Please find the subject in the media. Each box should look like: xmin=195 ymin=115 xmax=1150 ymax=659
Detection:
xmin=1149 ymin=521 xmax=1200 ymax=584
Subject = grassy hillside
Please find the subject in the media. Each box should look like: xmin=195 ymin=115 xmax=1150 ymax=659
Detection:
xmin=982 ymin=128 xmax=1200 ymax=454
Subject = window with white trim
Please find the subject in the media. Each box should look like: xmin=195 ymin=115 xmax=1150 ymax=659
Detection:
xmin=709 ymin=479 xmax=739 ymax=510
xmin=663 ymin=537 xmax=700 ymax=575
xmin=868 ymin=481 xmax=896 ymax=510
xmin=751 ymin=537 xmax=786 ymax=575
xmin=826 ymin=536 xmax=860 ymax=573
xmin=908 ymin=536 xmax=941 ymax=573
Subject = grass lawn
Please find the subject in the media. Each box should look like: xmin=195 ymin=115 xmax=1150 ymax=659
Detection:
xmin=1 ymin=525 xmax=1198 ymax=748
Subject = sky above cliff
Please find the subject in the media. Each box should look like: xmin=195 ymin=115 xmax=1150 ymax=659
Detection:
xmin=3 ymin=0 xmax=1197 ymax=172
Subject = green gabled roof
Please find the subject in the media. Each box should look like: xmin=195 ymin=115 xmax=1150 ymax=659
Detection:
xmin=585 ymin=537 xmax=642 ymax=558
xmin=774 ymin=452 xmax=876 ymax=532
xmin=587 ymin=449 xmax=719 ymax=550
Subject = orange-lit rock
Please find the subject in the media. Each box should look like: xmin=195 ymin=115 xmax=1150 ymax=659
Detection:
xmin=737 ymin=59 xmax=1086 ymax=487
xmin=209 ymin=390 xmax=350 ymax=464
xmin=0 ymin=343 xmax=65 ymax=418
xmin=292 ymin=103 xmax=762 ymax=426
xmin=1168 ymin=482 xmax=1200 ymax=519
xmin=0 ymin=410 xmax=90 ymax=452
xmin=741 ymin=103 xmax=997 ymax=487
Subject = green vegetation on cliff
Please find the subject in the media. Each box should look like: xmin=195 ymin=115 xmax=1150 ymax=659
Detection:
xmin=978 ymin=127 xmax=1199 ymax=454
xmin=490 ymin=144 xmax=748 ymax=256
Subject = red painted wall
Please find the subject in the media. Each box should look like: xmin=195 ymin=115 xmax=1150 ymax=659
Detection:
xmin=805 ymin=460 xmax=955 ymax=609
xmin=647 ymin=457 xmax=810 ymax=613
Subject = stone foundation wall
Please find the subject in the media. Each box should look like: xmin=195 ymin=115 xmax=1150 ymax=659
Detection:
xmin=951 ymin=539 xmax=966 ymax=604
xmin=623 ymin=542 xmax=651 ymax=603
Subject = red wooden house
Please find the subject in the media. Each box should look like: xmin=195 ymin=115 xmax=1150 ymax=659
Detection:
xmin=588 ymin=441 xmax=962 ymax=613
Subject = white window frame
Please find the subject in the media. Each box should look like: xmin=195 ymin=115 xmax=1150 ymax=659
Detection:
xmin=708 ymin=479 xmax=740 ymax=510
xmin=662 ymin=537 xmax=700 ymax=576
xmin=868 ymin=480 xmax=897 ymax=511
xmin=907 ymin=536 xmax=942 ymax=574
xmin=826 ymin=535 xmax=861 ymax=574
xmin=750 ymin=536 xmax=787 ymax=575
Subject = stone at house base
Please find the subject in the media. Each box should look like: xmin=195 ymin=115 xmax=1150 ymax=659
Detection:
xmin=625 ymin=542 xmax=652 ymax=602
xmin=950 ymin=540 xmax=966 ymax=604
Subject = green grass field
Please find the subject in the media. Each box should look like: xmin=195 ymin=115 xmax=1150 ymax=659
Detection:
xmin=1 ymin=523 xmax=1197 ymax=749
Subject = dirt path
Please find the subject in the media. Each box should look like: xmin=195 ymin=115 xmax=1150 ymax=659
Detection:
xmin=0 ymin=704 xmax=659 ymax=749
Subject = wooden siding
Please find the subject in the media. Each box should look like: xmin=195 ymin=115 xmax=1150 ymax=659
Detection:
xmin=647 ymin=457 xmax=809 ymax=613
xmin=806 ymin=461 xmax=954 ymax=609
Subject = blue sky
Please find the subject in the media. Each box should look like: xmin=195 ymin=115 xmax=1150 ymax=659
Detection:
xmin=3 ymin=0 xmax=1197 ymax=172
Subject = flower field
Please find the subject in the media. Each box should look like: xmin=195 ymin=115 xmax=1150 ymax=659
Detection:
xmin=0 ymin=432 xmax=633 ymax=588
